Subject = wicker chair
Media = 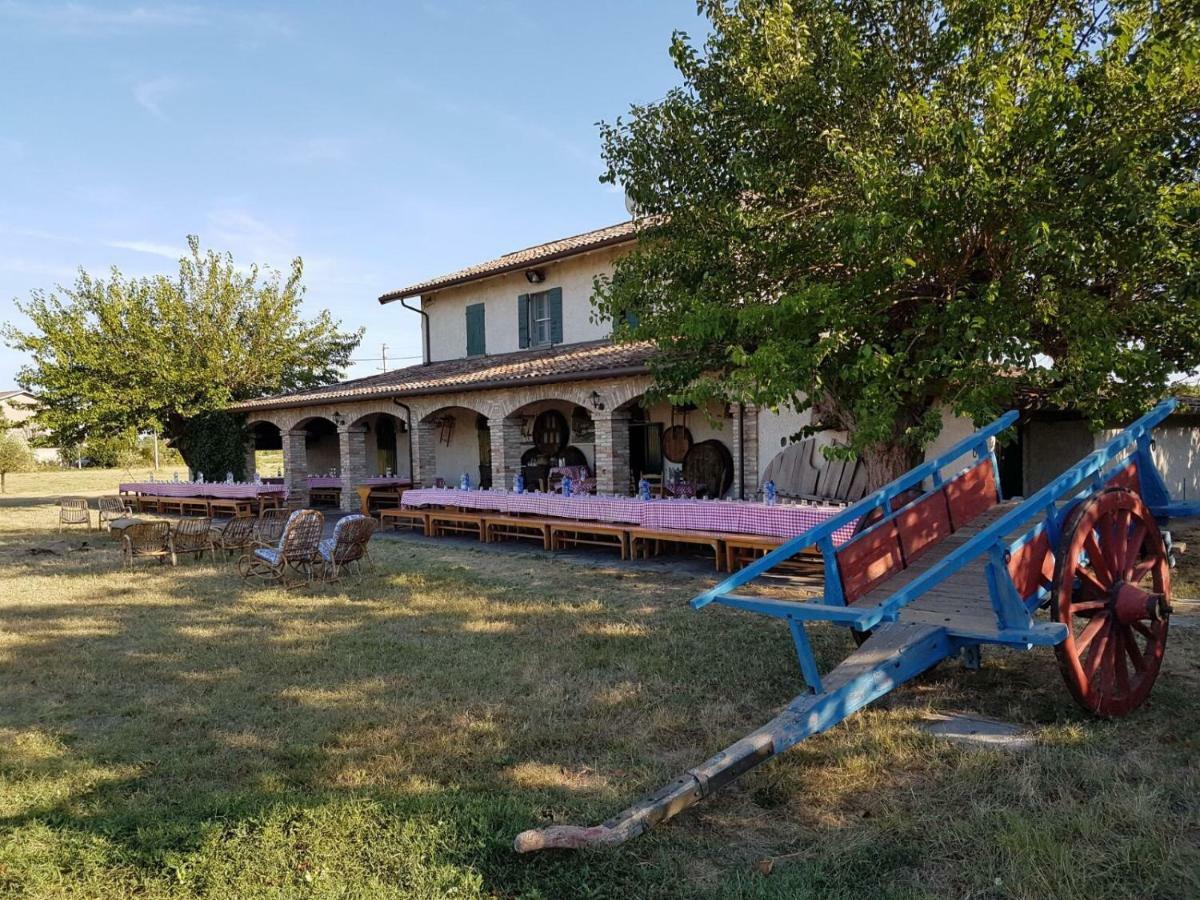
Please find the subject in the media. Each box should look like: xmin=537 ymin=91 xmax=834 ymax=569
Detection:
xmin=317 ymin=514 xmax=378 ymax=582
xmin=58 ymin=497 xmax=91 ymax=532
xmin=121 ymin=521 xmax=174 ymax=569
xmin=172 ymin=516 xmax=214 ymax=561
xmin=255 ymin=507 xmax=292 ymax=546
xmin=238 ymin=509 xmax=324 ymax=587
xmin=97 ymin=495 xmax=133 ymax=529
xmin=210 ymin=514 xmax=258 ymax=561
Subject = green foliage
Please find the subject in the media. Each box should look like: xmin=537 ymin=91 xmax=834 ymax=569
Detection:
xmin=4 ymin=235 xmax=362 ymax=467
xmin=0 ymin=431 xmax=34 ymax=491
xmin=596 ymin=0 xmax=1200 ymax=483
xmin=173 ymin=410 xmax=252 ymax=481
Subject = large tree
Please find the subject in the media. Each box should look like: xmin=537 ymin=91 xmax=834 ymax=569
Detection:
xmin=596 ymin=0 xmax=1200 ymax=486
xmin=4 ymin=236 xmax=362 ymax=472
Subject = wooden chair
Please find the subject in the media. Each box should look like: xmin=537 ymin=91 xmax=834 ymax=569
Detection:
xmin=255 ymin=507 xmax=292 ymax=545
xmin=58 ymin=497 xmax=91 ymax=532
xmin=317 ymin=514 xmax=378 ymax=582
xmin=97 ymin=495 xmax=132 ymax=530
xmin=172 ymin=516 xmax=214 ymax=561
xmin=121 ymin=521 xmax=174 ymax=569
xmin=238 ymin=509 xmax=325 ymax=587
xmin=210 ymin=515 xmax=258 ymax=561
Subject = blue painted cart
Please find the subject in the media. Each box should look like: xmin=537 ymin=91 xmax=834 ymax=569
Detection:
xmin=515 ymin=397 xmax=1193 ymax=852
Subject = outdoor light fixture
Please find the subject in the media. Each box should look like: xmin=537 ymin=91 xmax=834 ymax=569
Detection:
xmin=332 ymin=411 xmax=345 ymax=426
xmin=525 ymin=268 xmax=545 ymax=284
xmin=590 ymin=390 xmax=606 ymax=411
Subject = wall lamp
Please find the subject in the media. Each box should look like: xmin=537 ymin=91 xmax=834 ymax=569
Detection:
xmin=590 ymin=391 xmax=606 ymax=411
xmin=331 ymin=411 xmax=346 ymax=427
xmin=525 ymin=268 xmax=545 ymax=284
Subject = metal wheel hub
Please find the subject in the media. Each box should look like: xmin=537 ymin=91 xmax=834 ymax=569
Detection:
xmin=1111 ymin=581 xmax=1170 ymax=625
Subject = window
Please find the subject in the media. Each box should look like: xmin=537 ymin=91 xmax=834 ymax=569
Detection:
xmin=465 ymin=303 xmax=485 ymax=356
xmin=518 ymin=287 xmax=563 ymax=349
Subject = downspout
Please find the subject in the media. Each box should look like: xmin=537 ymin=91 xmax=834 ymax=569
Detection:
xmin=738 ymin=403 xmax=746 ymax=500
xmin=400 ymin=296 xmax=431 ymax=365
xmin=391 ymin=398 xmax=416 ymax=484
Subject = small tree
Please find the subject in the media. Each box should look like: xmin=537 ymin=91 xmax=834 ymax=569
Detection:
xmin=4 ymin=236 xmax=362 ymax=475
xmin=596 ymin=0 xmax=1200 ymax=486
xmin=0 ymin=431 xmax=34 ymax=493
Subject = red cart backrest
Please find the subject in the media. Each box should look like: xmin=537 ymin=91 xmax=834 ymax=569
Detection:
xmin=837 ymin=458 xmax=999 ymax=605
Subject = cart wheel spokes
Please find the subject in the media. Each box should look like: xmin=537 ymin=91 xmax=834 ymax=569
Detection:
xmin=1051 ymin=488 xmax=1170 ymax=718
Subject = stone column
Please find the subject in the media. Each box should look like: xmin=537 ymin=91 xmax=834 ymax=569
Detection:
xmin=731 ymin=403 xmax=760 ymax=499
xmin=489 ymin=416 xmax=525 ymax=490
xmin=338 ymin=425 xmax=369 ymax=511
xmin=410 ymin=419 xmax=439 ymax=487
xmin=243 ymin=443 xmax=257 ymax=482
xmin=594 ymin=410 xmax=632 ymax=495
xmin=282 ymin=430 xmax=309 ymax=506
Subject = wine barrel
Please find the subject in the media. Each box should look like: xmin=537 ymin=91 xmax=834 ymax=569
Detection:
xmin=683 ymin=440 xmax=734 ymax=498
xmin=662 ymin=425 xmax=693 ymax=463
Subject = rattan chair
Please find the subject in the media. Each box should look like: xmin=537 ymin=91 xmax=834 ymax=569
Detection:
xmin=317 ymin=514 xmax=378 ymax=582
xmin=97 ymin=495 xmax=133 ymax=529
xmin=255 ymin=507 xmax=292 ymax=546
xmin=210 ymin=514 xmax=258 ymax=561
xmin=58 ymin=497 xmax=91 ymax=532
xmin=121 ymin=521 xmax=174 ymax=569
xmin=238 ymin=509 xmax=324 ymax=587
xmin=172 ymin=516 xmax=214 ymax=561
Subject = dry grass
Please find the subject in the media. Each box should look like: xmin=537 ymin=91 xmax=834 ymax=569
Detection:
xmin=0 ymin=470 xmax=1198 ymax=898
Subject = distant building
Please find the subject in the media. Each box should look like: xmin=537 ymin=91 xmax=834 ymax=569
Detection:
xmin=0 ymin=390 xmax=59 ymax=464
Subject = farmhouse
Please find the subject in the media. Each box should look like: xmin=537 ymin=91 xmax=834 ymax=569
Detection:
xmin=0 ymin=390 xmax=58 ymax=464
xmin=231 ymin=221 xmax=1200 ymax=509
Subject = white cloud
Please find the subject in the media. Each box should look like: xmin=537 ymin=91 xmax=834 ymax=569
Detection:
xmin=0 ymin=2 xmax=207 ymax=35
xmin=133 ymin=76 xmax=179 ymax=120
xmin=106 ymin=239 xmax=184 ymax=260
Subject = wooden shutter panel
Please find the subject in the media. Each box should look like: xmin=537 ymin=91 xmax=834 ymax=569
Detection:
xmin=548 ymin=287 xmax=563 ymax=344
xmin=466 ymin=303 xmax=485 ymax=356
xmin=517 ymin=294 xmax=530 ymax=349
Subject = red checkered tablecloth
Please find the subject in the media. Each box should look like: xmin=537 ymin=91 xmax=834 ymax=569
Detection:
xmin=639 ymin=498 xmax=856 ymax=543
xmin=504 ymin=492 xmax=643 ymax=523
xmin=119 ymin=482 xmax=288 ymax=500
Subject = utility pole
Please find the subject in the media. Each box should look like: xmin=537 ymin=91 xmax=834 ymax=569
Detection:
xmin=153 ymin=430 xmax=160 ymax=470
xmin=379 ymin=343 xmax=389 ymax=373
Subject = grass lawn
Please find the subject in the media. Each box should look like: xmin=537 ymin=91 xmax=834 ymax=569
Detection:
xmin=1 ymin=470 xmax=1198 ymax=898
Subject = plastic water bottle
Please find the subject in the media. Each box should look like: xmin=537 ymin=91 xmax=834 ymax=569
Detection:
xmin=764 ymin=479 xmax=777 ymax=506
xmin=225 ymin=471 xmax=234 ymax=484
xmin=460 ymin=471 xmax=471 ymax=490
xmin=514 ymin=472 xmax=525 ymax=494
xmin=562 ymin=475 xmax=573 ymax=498
xmin=638 ymin=478 xmax=652 ymax=501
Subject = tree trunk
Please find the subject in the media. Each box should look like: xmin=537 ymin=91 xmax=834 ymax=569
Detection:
xmin=860 ymin=442 xmax=924 ymax=492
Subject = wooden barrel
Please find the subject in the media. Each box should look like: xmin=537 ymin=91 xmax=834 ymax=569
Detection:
xmin=662 ymin=425 xmax=693 ymax=463
xmin=683 ymin=440 xmax=734 ymax=498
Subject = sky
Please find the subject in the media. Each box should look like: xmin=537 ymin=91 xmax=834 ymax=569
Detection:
xmin=0 ymin=0 xmax=700 ymax=387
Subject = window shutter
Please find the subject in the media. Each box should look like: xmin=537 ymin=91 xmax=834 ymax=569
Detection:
xmin=517 ymin=294 xmax=530 ymax=348
xmin=548 ymin=287 xmax=563 ymax=344
xmin=466 ymin=303 xmax=485 ymax=356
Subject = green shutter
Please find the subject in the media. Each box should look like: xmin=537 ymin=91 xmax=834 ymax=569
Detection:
xmin=517 ymin=293 xmax=530 ymax=348
xmin=466 ymin=303 xmax=485 ymax=356
xmin=548 ymin=287 xmax=563 ymax=344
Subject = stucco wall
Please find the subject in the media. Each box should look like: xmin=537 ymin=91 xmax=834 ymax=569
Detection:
xmin=1093 ymin=422 xmax=1200 ymax=501
xmin=420 ymin=245 xmax=625 ymax=362
xmin=643 ymin=399 xmax=732 ymax=482
xmin=426 ymin=407 xmax=484 ymax=484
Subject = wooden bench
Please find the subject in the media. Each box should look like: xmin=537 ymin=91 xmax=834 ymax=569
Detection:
xmin=209 ymin=498 xmax=254 ymax=518
xmin=309 ymin=488 xmax=340 ymax=507
xmin=157 ymin=497 xmax=184 ymax=515
xmin=549 ymin=522 xmax=629 ymax=559
xmin=256 ymin=493 xmax=283 ymax=514
xmin=721 ymin=535 xmax=824 ymax=576
xmin=379 ymin=508 xmax=429 ymax=534
xmin=628 ymin=527 xmax=725 ymax=571
xmin=483 ymin=516 xmax=553 ymax=549
xmin=180 ymin=498 xmax=211 ymax=516
xmin=428 ymin=511 xmax=485 ymax=540
xmin=133 ymin=493 xmax=160 ymax=513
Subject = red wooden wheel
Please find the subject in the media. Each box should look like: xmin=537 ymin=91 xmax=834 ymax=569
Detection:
xmin=1050 ymin=488 xmax=1171 ymax=718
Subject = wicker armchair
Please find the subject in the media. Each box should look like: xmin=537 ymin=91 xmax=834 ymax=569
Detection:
xmin=121 ymin=521 xmax=174 ymax=569
xmin=255 ymin=507 xmax=292 ymax=546
xmin=172 ymin=516 xmax=214 ymax=561
xmin=58 ymin=497 xmax=91 ymax=532
xmin=210 ymin=514 xmax=257 ymax=561
xmin=317 ymin=514 xmax=378 ymax=582
xmin=97 ymin=495 xmax=133 ymax=529
xmin=238 ymin=509 xmax=324 ymax=587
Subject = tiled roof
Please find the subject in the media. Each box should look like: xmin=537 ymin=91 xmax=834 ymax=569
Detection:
xmin=0 ymin=390 xmax=31 ymax=401
xmin=378 ymin=220 xmax=640 ymax=302
xmin=229 ymin=340 xmax=655 ymax=412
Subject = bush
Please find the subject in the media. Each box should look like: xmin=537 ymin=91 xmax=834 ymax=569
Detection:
xmin=0 ymin=431 xmax=34 ymax=492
